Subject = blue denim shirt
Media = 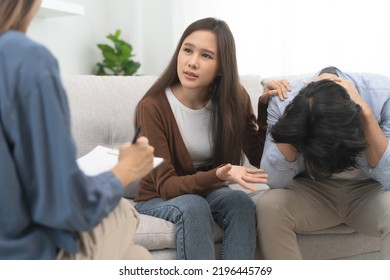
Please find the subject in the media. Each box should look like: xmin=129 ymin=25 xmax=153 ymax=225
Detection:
xmin=261 ymin=68 xmax=390 ymax=189
xmin=0 ymin=31 xmax=123 ymax=259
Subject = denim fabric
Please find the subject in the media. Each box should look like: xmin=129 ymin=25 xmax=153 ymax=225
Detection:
xmin=135 ymin=187 xmax=256 ymax=259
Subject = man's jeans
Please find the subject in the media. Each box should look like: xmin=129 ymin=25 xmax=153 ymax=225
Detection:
xmin=135 ymin=187 xmax=256 ymax=259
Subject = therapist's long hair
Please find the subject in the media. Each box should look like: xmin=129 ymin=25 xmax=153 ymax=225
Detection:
xmin=0 ymin=0 xmax=37 ymax=33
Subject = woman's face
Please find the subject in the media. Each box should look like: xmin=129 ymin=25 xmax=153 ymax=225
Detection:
xmin=177 ymin=30 xmax=219 ymax=92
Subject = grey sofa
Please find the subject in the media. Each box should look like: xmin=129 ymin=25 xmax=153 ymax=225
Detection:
xmin=63 ymin=74 xmax=380 ymax=260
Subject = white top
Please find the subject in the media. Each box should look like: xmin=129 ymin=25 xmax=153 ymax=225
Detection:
xmin=166 ymin=87 xmax=213 ymax=168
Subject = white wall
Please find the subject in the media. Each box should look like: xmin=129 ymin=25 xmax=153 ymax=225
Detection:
xmin=29 ymin=0 xmax=108 ymax=75
xmin=28 ymin=0 xmax=390 ymax=77
xmin=29 ymin=0 xmax=174 ymax=75
xmin=173 ymin=0 xmax=390 ymax=77
xmin=106 ymin=0 xmax=174 ymax=76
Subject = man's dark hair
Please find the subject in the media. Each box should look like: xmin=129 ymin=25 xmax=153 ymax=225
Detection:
xmin=270 ymin=79 xmax=368 ymax=178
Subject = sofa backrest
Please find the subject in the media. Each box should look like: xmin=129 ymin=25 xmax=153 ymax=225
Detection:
xmin=62 ymin=74 xmax=263 ymax=158
xmin=63 ymin=75 xmax=157 ymax=157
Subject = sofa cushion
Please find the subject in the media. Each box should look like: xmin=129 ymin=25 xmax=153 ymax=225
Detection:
xmin=134 ymin=213 xmax=224 ymax=251
xmin=134 ymin=214 xmax=176 ymax=250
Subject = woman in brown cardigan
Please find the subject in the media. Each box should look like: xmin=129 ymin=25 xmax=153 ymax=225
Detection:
xmin=134 ymin=17 xmax=289 ymax=260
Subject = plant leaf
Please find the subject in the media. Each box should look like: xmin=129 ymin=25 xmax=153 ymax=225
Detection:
xmin=95 ymin=29 xmax=140 ymax=76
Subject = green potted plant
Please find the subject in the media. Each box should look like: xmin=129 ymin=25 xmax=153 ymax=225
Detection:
xmin=95 ymin=29 xmax=140 ymax=76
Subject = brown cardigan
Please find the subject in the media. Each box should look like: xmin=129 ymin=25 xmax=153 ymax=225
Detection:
xmin=134 ymin=87 xmax=267 ymax=201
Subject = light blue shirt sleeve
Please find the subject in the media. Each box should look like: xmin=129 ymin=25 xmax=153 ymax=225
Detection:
xmin=15 ymin=62 xmax=124 ymax=232
xmin=347 ymin=72 xmax=390 ymax=189
xmin=260 ymin=76 xmax=310 ymax=188
xmin=372 ymin=99 xmax=390 ymax=189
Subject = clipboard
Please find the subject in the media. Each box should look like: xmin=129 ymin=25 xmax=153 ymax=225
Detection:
xmin=77 ymin=145 xmax=163 ymax=176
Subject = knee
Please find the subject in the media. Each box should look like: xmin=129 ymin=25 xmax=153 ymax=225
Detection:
xmin=216 ymin=191 xmax=256 ymax=221
xmin=225 ymin=190 xmax=255 ymax=211
xmin=176 ymin=194 xmax=212 ymax=219
xmin=374 ymin=191 xmax=390 ymax=234
xmin=380 ymin=212 xmax=390 ymax=233
xmin=379 ymin=205 xmax=390 ymax=233
xmin=255 ymin=189 xmax=290 ymax=218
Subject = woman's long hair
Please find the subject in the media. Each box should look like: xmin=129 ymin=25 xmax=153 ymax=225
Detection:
xmin=136 ymin=17 xmax=246 ymax=167
xmin=0 ymin=0 xmax=36 ymax=33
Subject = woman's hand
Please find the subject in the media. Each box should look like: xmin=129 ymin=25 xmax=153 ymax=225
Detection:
xmin=260 ymin=80 xmax=291 ymax=104
xmin=216 ymin=164 xmax=268 ymax=192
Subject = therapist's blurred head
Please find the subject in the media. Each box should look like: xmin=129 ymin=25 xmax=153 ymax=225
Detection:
xmin=0 ymin=0 xmax=42 ymax=33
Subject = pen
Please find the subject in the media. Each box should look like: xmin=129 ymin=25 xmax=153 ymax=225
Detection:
xmin=131 ymin=125 xmax=142 ymax=144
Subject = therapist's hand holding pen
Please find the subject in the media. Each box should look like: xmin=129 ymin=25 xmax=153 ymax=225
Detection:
xmin=112 ymin=125 xmax=154 ymax=187
xmin=131 ymin=125 xmax=142 ymax=144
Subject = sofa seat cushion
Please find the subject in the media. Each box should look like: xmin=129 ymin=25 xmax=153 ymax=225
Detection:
xmin=134 ymin=214 xmax=176 ymax=250
xmin=134 ymin=214 xmax=224 ymax=251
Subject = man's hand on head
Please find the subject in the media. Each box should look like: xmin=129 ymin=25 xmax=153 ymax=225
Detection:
xmin=313 ymin=73 xmax=341 ymax=83
xmin=335 ymin=79 xmax=366 ymax=107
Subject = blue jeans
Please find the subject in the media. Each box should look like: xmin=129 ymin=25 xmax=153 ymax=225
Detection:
xmin=135 ymin=187 xmax=256 ymax=259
